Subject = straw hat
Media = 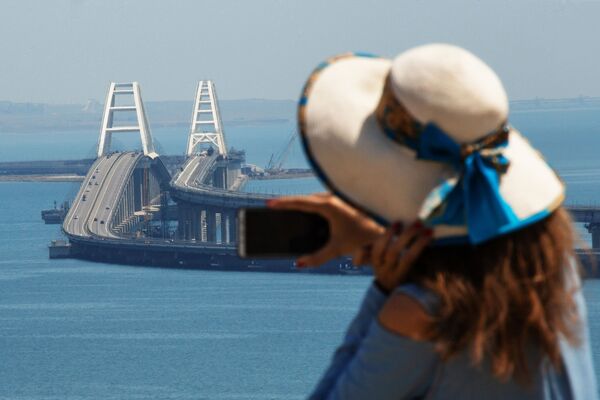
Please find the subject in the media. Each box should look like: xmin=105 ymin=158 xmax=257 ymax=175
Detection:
xmin=298 ymin=44 xmax=564 ymax=244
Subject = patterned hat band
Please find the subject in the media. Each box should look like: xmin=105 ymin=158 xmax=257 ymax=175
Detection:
xmin=373 ymin=72 xmax=519 ymax=244
xmin=375 ymin=73 xmax=510 ymax=172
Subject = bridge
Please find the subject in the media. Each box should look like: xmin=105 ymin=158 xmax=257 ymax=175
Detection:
xmin=169 ymin=80 xmax=273 ymax=244
xmin=62 ymin=80 xmax=261 ymax=247
xmin=59 ymin=80 xmax=354 ymax=273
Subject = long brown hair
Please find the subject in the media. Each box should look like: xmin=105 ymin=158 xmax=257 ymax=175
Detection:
xmin=408 ymin=207 xmax=582 ymax=383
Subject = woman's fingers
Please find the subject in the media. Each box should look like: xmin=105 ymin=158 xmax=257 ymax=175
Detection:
xmin=381 ymin=223 xmax=426 ymax=270
xmin=268 ymin=193 xmax=385 ymax=266
xmin=371 ymin=224 xmax=398 ymax=266
xmin=371 ymin=221 xmax=433 ymax=291
xmin=396 ymin=232 xmax=432 ymax=271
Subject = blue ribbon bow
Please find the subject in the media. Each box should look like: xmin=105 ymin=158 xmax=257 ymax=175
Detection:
xmin=417 ymin=123 xmax=518 ymax=244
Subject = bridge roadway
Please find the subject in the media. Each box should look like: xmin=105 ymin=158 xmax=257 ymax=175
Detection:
xmin=172 ymin=154 xmax=218 ymax=189
xmin=170 ymin=153 xmax=272 ymax=207
xmin=61 ymin=150 xmax=244 ymax=255
xmin=90 ymin=152 xmax=143 ymax=238
xmin=63 ymin=152 xmax=144 ymax=239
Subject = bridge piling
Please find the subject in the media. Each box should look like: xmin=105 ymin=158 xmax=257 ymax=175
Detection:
xmin=213 ymin=166 xmax=228 ymax=189
xmin=227 ymin=211 xmax=237 ymax=244
xmin=586 ymin=223 xmax=600 ymax=249
xmin=191 ymin=208 xmax=200 ymax=241
xmin=207 ymin=208 xmax=217 ymax=242
xmin=220 ymin=212 xmax=228 ymax=244
xmin=179 ymin=204 xmax=196 ymax=241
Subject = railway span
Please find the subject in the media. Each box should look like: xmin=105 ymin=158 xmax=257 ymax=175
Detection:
xmin=56 ymin=81 xmax=357 ymax=274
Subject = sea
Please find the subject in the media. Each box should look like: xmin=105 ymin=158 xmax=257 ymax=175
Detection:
xmin=1 ymin=108 xmax=600 ymax=399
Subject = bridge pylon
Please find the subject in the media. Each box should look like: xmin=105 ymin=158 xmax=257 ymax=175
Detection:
xmin=97 ymin=82 xmax=158 ymax=159
xmin=186 ymin=80 xmax=228 ymax=157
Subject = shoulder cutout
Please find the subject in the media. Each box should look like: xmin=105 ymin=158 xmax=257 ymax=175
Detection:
xmin=378 ymin=293 xmax=433 ymax=341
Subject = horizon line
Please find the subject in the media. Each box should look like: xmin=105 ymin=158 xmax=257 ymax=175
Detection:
xmin=2 ymin=95 xmax=600 ymax=107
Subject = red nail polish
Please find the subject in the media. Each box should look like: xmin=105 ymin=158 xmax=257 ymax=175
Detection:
xmin=296 ymin=261 xmax=306 ymax=268
xmin=413 ymin=220 xmax=423 ymax=229
xmin=424 ymin=228 xmax=434 ymax=237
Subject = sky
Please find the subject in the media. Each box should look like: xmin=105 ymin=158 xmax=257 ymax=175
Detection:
xmin=2 ymin=0 xmax=600 ymax=104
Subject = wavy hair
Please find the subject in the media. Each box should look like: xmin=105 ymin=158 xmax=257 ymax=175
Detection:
xmin=408 ymin=207 xmax=583 ymax=383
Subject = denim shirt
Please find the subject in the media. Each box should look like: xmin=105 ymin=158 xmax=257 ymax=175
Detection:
xmin=309 ymin=281 xmax=597 ymax=400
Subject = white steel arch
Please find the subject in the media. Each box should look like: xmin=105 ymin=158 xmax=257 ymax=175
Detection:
xmin=97 ymin=82 xmax=158 ymax=159
xmin=186 ymin=80 xmax=228 ymax=157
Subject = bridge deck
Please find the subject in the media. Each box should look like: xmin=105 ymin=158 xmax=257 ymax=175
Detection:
xmin=63 ymin=152 xmax=144 ymax=238
xmin=170 ymin=154 xmax=272 ymax=207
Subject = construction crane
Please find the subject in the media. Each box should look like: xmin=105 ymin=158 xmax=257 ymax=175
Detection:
xmin=266 ymin=131 xmax=297 ymax=174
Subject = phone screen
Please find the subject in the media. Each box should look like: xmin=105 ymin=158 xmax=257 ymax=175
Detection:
xmin=237 ymin=208 xmax=330 ymax=258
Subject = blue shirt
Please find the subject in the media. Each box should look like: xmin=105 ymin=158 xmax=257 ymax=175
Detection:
xmin=309 ymin=282 xmax=597 ymax=399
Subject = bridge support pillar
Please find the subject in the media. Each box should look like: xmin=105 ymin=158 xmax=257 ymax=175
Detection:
xmin=228 ymin=210 xmax=237 ymax=244
xmin=213 ymin=167 xmax=228 ymax=189
xmin=194 ymin=208 xmax=202 ymax=241
xmin=200 ymin=210 xmax=207 ymax=242
xmin=586 ymin=223 xmax=600 ymax=249
xmin=183 ymin=206 xmax=190 ymax=240
xmin=206 ymin=208 xmax=217 ymax=243
xmin=178 ymin=203 xmax=196 ymax=241
xmin=220 ymin=212 xmax=228 ymax=244
xmin=178 ymin=204 xmax=185 ymax=239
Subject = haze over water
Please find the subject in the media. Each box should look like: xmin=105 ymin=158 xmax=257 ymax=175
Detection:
xmin=1 ymin=107 xmax=600 ymax=398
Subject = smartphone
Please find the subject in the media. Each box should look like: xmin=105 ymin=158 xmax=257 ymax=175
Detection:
xmin=237 ymin=208 xmax=330 ymax=258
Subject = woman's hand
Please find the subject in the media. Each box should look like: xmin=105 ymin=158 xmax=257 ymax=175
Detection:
xmin=267 ymin=193 xmax=385 ymax=267
xmin=361 ymin=222 xmax=433 ymax=293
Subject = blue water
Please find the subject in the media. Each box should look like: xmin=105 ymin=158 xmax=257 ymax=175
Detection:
xmin=244 ymin=177 xmax=325 ymax=196
xmin=0 ymin=122 xmax=306 ymax=169
xmin=0 ymin=182 xmax=367 ymax=399
xmin=1 ymin=108 xmax=600 ymax=398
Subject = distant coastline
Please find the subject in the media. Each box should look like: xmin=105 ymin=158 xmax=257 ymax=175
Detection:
xmin=510 ymin=96 xmax=600 ymax=113
xmin=1 ymin=96 xmax=599 ymax=133
xmin=0 ymin=174 xmax=84 ymax=182
xmin=0 ymin=98 xmax=295 ymax=133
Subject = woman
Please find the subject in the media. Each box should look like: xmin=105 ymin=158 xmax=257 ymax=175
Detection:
xmin=269 ymin=44 xmax=597 ymax=399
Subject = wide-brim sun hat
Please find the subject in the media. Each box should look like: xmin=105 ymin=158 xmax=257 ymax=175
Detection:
xmin=298 ymin=44 xmax=564 ymax=245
